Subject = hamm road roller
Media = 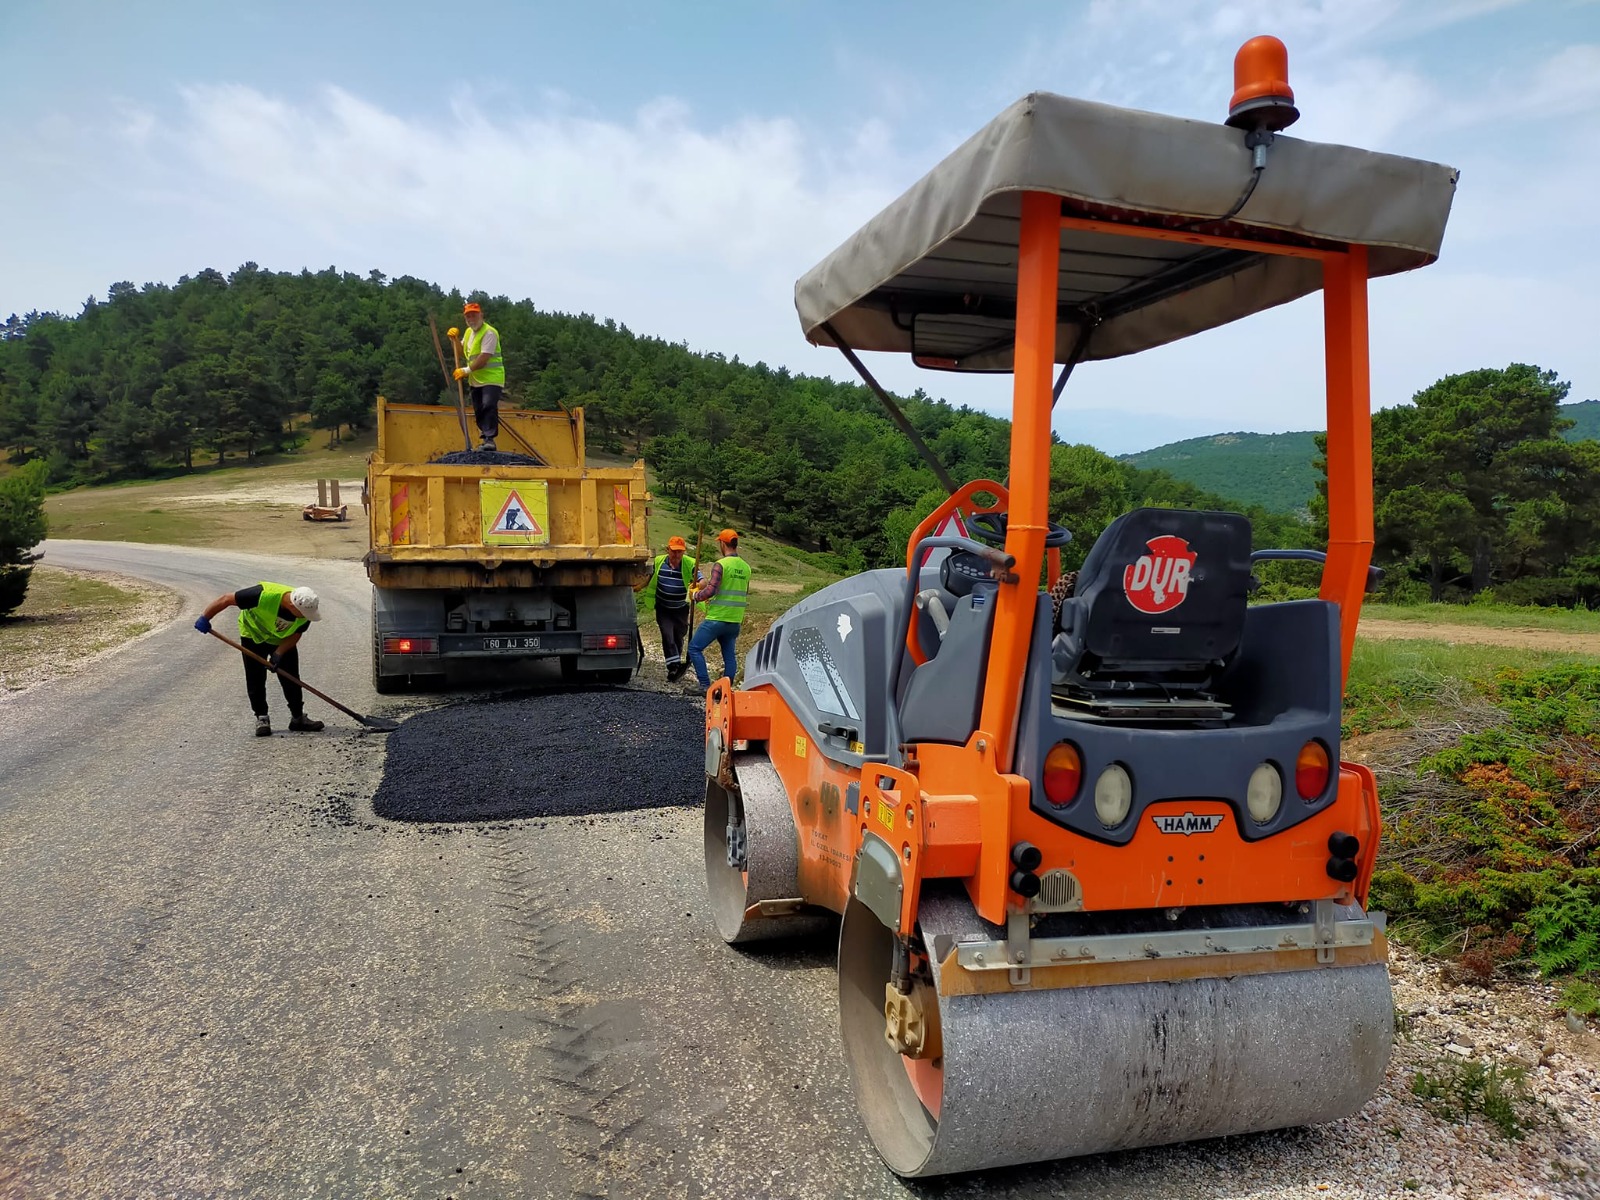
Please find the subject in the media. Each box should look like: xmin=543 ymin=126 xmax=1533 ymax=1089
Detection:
xmin=701 ymin=37 xmax=1457 ymax=1177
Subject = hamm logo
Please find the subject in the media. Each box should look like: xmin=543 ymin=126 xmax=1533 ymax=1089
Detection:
xmin=1124 ymin=535 xmax=1198 ymax=615
xmin=1152 ymin=812 xmax=1226 ymax=836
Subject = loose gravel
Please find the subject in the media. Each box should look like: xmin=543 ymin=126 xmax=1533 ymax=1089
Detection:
xmin=372 ymin=687 xmax=704 ymax=822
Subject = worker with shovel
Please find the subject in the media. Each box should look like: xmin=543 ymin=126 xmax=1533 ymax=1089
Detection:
xmin=686 ymin=529 xmax=751 ymax=693
xmin=193 ymin=583 xmax=324 ymax=736
xmin=451 ymin=302 xmax=505 ymax=451
xmin=637 ymin=535 xmax=699 ymax=682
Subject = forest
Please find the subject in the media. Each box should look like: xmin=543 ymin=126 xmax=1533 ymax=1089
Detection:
xmin=0 ymin=266 xmax=1310 ymax=571
xmin=4 ymin=269 xmax=1595 ymax=595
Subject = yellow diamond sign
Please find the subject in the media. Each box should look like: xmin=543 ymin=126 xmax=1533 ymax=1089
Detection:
xmin=480 ymin=480 xmax=551 ymax=546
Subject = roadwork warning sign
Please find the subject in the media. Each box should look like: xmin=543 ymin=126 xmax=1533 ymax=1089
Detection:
xmin=480 ymin=480 xmax=550 ymax=545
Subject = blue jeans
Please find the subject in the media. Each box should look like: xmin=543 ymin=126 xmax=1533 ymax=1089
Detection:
xmin=688 ymin=619 xmax=741 ymax=689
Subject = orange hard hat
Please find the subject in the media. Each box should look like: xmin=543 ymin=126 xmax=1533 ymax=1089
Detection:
xmin=667 ymin=536 xmax=687 ymax=550
xmin=718 ymin=528 xmax=739 ymax=543
xmin=463 ymin=302 xmax=482 ymax=314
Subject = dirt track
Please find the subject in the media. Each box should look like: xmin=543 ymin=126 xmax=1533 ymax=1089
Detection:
xmin=1359 ymin=618 xmax=1600 ymax=655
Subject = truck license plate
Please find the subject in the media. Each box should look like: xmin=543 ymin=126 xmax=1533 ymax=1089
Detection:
xmin=483 ymin=636 xmax=543 ymax=651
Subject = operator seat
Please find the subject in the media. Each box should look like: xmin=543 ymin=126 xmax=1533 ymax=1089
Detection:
xmin=1052 ymin=508 xmax=1252 ymax=709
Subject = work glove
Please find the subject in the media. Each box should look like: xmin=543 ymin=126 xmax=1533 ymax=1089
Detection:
xmin=452 ymin=367 xmax=469 ymax=380
xmin=265 ymin=650 xmax=281 ymax=672
xmin=446 ymin=326 xmax=460 ymax=338
xmin=193 ymin=615 xmax=212 ymax=634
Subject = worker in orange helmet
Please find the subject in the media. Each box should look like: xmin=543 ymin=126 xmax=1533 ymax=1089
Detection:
xmin=686 ymin=529 xmax=751 ymax=692
xmin=637 ymin=534 xmax=700 ymax=682
xmin=450 ymin=302 xmax=505 ymax=451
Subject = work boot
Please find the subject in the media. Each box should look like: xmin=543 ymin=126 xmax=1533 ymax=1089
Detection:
xmin=288 ymin=714 xmax=324 ymax=732
xmin=255 ymin=714 xmax=272 ymax=737
xmin=481 ymin=436 xmax=497 ymax=452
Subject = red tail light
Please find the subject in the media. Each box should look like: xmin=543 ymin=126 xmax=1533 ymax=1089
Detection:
xmin=1042 ymin=742 xmax=1082 ymax=806
xmin=1295 ymin=740 xmax=1331 ymax=800
xmin=383 ymin=637 xmax=436 ymax=654
xmin=582 ymin=632 xmax=633 ymax=651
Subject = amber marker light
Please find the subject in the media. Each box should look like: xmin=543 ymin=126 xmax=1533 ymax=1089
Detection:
xmin=1042 ymin=742 xmax=1082 ymax=806
xmin=1226 ymin=35 xmax=1299 ymax=133
xmin=1295 ymin=740 xmax=1331 ymax=800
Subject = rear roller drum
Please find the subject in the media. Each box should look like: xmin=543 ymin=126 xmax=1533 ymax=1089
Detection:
xmin=704 ymin=756 xmax=831 ymax=944
xmin=838 ymin=890 xmax=1395 ymax=1178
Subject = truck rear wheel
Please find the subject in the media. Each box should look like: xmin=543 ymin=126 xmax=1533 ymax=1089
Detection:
xmin=371 ymin=607 xmax=404 ymax=695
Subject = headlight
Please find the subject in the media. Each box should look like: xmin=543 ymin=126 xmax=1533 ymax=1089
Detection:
xmin=1093 ymin=763 xmax=1133 ymax=828
xmin=1247 ymin=762 xmax=1283 ymax=823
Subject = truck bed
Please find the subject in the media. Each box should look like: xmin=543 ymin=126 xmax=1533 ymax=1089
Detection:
xmin=364 ymin=398 xmax=650 ymax=590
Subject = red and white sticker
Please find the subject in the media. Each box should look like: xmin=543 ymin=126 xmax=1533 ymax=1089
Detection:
xmin=1123 ymin=535 xmax=1198 ymax=615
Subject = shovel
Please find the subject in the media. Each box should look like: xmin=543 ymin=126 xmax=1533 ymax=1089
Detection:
xmin=207 ymin=629 xmax=401 ymax=733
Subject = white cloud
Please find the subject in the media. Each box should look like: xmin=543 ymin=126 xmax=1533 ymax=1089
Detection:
xmin=1 ymin=0 xmax=1594 ymax=457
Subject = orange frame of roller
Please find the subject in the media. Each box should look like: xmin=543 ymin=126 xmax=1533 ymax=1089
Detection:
xmin=709 ymin=209 xmax=1380 ymax=937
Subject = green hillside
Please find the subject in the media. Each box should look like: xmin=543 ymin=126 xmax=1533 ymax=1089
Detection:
xmin=1125 ymin=401 xmax=1600 ymax=514
xmin=1120 ymin=431 xmax=1321 ymax=515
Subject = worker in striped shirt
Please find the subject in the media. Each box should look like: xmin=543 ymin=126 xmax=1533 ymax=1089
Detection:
xmin=638 ymin=535 xmax=698 ymax=682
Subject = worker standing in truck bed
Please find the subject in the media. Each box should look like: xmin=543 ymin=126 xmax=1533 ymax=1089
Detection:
xmin=452 ymin=302 xmax=505 ymax=451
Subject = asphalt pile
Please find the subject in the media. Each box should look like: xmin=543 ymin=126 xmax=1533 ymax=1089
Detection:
xmin=432 ymin=448 xmax=547 ymax=467
xmin=373 ymin=689 xmax=704 ymax=822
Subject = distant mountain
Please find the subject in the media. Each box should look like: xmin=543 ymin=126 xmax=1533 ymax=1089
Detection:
xmin=1121 ymin=402 xmax=1600 ymax=514
xmin=1120 ymin=431 xmax=1322 ymax=515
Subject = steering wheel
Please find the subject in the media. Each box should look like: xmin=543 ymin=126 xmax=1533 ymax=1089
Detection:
xmin=967 ymin=511 xmax=1072 ymax=549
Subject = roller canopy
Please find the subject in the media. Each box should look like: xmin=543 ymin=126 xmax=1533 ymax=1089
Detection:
xmin=795 ymin=92 xmax=1457 ymax=370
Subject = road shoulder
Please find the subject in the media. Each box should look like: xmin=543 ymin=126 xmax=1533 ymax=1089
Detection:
xmin=0 ymin=565 xmax=183 ymax=696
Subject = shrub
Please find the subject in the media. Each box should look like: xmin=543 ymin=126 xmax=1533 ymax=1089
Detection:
xmin=0 ymin=459 xmax=47 ymax=617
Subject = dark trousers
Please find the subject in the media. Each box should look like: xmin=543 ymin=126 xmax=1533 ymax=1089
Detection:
xmin=470 ymin=384 xmax=502 ymax=439
xmin=656 ymin=604 xmax=690 ymax=666
xmin=241 ymin=636 xmax=303 ymax=717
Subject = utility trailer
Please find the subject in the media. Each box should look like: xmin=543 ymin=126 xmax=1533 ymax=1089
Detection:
xmin=364 ymin=396 xmax=650 ymax=691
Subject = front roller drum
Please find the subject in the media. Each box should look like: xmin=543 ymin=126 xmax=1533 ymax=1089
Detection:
xmin=704 ymin=755 xmax=831 ymax=944
xmin=838 ymin=894 xmax=1394 ymax=1178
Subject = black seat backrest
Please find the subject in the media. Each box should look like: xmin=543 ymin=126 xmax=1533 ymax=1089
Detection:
xmin=1059 ymin=508 xmax=1251 ymax=681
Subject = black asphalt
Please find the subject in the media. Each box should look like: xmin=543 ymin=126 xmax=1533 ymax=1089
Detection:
xmin=374 ymin=688 xmax=704 ymax=822
xmin=432 ymin=449 xmax=546 ymax=466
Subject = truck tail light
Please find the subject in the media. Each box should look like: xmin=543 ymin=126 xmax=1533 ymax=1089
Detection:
xmin=582 ymin=632 xmax=633 ymax=651
xmin=383 ymin=637 xmax=437 ymax=654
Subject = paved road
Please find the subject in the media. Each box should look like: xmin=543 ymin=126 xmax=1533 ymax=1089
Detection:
xmin=0 ymin=541 xmax=1232 ymax=1199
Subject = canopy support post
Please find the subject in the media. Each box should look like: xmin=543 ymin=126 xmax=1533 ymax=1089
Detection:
xmin=980 ymin=190 xmax=1059 ymax=775
xmin=820 ymin=321 xmax=958 ymax=495
xmin=1319 ymin=245 xmax=1372 ymax=688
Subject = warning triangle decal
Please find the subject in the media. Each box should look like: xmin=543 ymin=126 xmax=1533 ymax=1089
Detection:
xmin=489 ymin=488 xmax=545 ymax=537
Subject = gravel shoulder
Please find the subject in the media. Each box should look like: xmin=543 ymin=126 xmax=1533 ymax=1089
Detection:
xmin=0 ymin=564 xmax=182 ymax=694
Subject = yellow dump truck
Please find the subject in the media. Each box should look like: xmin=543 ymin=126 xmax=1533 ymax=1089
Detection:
xmin=364 ymin=396 xmax=650 ymax=691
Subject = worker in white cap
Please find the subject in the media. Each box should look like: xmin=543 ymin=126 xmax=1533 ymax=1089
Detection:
xmin=194 ymin=582 xmax=324 ymax=736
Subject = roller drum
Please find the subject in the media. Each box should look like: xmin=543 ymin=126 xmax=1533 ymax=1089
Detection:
xmin=704 ymin=756 xmax=832 ymax=944
xmin=840 ymin=893 xmax=1394 ymax=1178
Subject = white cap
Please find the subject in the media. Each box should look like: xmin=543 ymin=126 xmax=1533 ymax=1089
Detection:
xmin=289 ymin=587 xmax=321 ymax=621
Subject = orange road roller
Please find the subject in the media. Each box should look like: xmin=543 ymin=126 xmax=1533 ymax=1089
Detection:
xmin=701 ymin=37 xmax=1457 ymax=1178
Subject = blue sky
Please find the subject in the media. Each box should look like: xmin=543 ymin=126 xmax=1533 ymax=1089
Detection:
xmin=3 ymin=0 xmax=1597 ymax=454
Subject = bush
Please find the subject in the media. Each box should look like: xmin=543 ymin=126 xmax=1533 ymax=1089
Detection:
xmin=0 ymin=459 xmax=47 ymax=617
xmin=1375 ymin=665 xmax=1600 ymax=978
